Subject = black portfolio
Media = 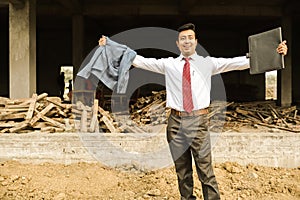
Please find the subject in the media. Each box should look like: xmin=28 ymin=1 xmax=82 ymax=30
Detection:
xmin=248 ymin=27 xmax=285 ymax=74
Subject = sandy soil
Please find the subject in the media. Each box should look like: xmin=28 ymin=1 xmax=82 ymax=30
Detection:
xmin=0 ymin=160 xmax=299 ymax=200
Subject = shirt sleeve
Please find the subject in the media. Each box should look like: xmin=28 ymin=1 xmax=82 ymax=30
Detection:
xmin=132 ymin=55 xmax=166 ymax=74
xmin=210 ymin=56 xmax=250 ymax=75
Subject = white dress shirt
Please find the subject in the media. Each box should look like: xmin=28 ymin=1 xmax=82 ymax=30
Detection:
xmin=132 ymin=53 xmax=249 ymax=111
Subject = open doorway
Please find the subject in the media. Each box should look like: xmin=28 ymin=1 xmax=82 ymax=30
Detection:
xmin=60 ymin=66 xmax=73 ymax=102
xmin=265 ymin=70 xmax=277 ymax=100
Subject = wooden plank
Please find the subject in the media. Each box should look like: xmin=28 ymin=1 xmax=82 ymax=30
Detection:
xmin=46 ymin=96 xmax=61 ymax=103
xmin=101 ymin=115 xmax=117 ymax=133
xmin=0 ymin=108 xmax=28 ymax=112
xmin=19 ymin=93 xmax=48 ymax=106
xmin=80 ymin=109 xmax=88 ymax=132
xmin=29 ymin=103 xmax=55 ymax=126
xmin=25 ymin=93 xmax=38 ymax=121
xmin=98 ymin=106 xmax=114 ymax=122
xmin=46 ymin=97 xmax=72 ymax=109
xmin=0 ymin=121 xmax=15 ymax=128
xmin=53 ymin=107 xmax=68 ymax=118
xmin=208 ymin=102 xmax=234 ymax=119
xmin=32 ymin=122 xmax=48 ymax=129
xmin=40 ymin=127 xmax=56 ymax=133
xmin=37 ymin=93 xmax=49 ymax=101
xmin=40 ymin=115 xmax=65 ymax=129
xmin=90 ymin=99 xmax=99 ymax=132
xmin=0 ymin=97 xmax=9 ymax=105
xmin=9 ymin=122 xmax=28 ymax=133
xmin=64 ymin=118 xmax=74 ymax=131
xmin=40 ymin=126 xmax=65 ymax=133
xmin=6 ymin=98 xmax=30 ymax=105
xmin=0 ymin=112 xmax=27 ymax=121
xmin=257 ymin=122 xmax=300 ymax=133
xmin=5 ymin=104 xmax=29 ymax=109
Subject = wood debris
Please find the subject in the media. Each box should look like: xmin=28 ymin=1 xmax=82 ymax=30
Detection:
xmin=130 ymin=90 xmax=169 ymax=126
xmin=223 ymin=101 xmax=300 ymax=133
xmin=1 ymin=90 xmax=299 ymax=133
xmin=0 ymin=93 xmax=74 ymax=133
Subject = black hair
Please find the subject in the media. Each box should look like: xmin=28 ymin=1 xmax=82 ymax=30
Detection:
xmin=177 ymin=23 xmax=196 ymax=33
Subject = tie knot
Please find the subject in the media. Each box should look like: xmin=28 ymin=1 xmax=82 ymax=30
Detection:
xmin=184 ymin=57 xmax=190 ymax=62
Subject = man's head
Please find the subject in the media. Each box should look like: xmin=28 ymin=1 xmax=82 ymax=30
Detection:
xmin=176 ymin=23 xmax=197 ymax=57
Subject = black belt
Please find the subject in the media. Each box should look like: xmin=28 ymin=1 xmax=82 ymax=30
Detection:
xmin=171 ymin=108 xmax=209 ymax=117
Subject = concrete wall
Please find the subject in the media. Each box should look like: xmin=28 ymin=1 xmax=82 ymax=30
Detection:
xmin=0 ymin=132 xmax=299 ymax=169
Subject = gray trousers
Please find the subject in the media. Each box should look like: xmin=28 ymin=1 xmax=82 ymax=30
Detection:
xmin=167 ymin=113 xmax=220 ymax=200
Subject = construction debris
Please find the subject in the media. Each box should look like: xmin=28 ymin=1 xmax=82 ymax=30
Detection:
xmin=130 ymin=90 xmax=169 ymax=126
xmin=224 ymin=101 xmax=300 ymax=133
xmin=0 ymin=91 xmax=299 ymax=133
xmin=0 ymin=93 xmax=73 ymax=133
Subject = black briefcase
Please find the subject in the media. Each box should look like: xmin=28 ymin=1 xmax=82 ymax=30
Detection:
xmin=248 ymin=27 xmax=285 ymax=74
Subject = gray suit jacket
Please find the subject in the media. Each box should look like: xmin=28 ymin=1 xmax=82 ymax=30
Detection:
xmin=77 ymin=37 xmax=136 ymax=93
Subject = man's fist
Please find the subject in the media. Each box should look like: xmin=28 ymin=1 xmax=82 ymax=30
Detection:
xmin=277 ymin=40 xmax=288 ymax=56
xmin=98 ymin=35 xmax=107 ymax=46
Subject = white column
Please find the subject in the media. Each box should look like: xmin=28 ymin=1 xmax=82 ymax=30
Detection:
xmin=9 ymin=0 xmax=36 ymax=98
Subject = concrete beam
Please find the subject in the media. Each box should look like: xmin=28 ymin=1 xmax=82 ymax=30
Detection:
xmin=55 ymin=0 xmax=81 ymax=14
xmin=9 ymin=0 xmax=36 ymax=98
xmin=36 ymin=3 xmax=283 ymax=17
xmin=0 ymin=0 xmax=25 ymax=8
xmin=82 ymin=4 xmax=282 ymax=17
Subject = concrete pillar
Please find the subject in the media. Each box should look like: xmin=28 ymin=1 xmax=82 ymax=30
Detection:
xmin=9 ymin=0 xmax=36 ymax=98
xmin=278 ymin=16 xmax=292 ymax=107
xmin=72 ymin=14 xmax=84 ymax=75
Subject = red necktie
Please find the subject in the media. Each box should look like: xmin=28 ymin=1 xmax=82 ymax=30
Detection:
xmin=182 ymin=58 xmax=194 ymax=113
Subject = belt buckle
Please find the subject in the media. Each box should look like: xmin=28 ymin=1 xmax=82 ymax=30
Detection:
xmin=178 ymin=110 xmax=183 ymax=117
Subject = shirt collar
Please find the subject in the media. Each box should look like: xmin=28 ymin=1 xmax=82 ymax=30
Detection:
xmin=179 ymin=52 xmax=197 ymax=61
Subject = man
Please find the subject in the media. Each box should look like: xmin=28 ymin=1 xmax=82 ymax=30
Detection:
xmin=98 ymin=23 xmax=288 ymax=200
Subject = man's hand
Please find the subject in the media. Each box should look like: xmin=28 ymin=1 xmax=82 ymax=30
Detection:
xmin=277 ymin=40 xmax=288 ymax=56
xmin=98 ymin=35 xmax=107 ymax=46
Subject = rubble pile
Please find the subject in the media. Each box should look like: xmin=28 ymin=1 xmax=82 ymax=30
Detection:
xmin=0 ymin=91 xmax=299 ymax=133
xmin=225 ymin=101 xmax=300 ymax=132
xmin=130 ymin=90 xmax=169 ymax=126
xmin=0 ymin=93 xmax=74 ymax=133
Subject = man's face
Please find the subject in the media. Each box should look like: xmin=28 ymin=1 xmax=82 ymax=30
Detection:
xmin=176 ymin=29 xmax=197 ymax=57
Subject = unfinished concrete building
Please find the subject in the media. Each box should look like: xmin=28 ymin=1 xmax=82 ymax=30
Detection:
xmin=0 ymin=0 xmax=299 ymax=108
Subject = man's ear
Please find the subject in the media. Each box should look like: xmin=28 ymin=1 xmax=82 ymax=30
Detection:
xmin=176 ymin=40 xmax=179 ymax=47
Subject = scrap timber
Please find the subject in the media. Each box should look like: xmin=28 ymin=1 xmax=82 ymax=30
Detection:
xmin=0 ymin=93 xmax=73 ymax=133
xmin=0 ymin=91 xmax=299 ymax=133
xmin=224 ymin=101 xmax=300 ymax=133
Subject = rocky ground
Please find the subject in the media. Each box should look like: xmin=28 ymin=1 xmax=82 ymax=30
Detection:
xmin=0 ymin=160 xmax=299 ymax=200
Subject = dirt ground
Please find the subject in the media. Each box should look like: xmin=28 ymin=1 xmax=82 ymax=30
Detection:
xmin=0 ymin=159 xmax=299 ymax=200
